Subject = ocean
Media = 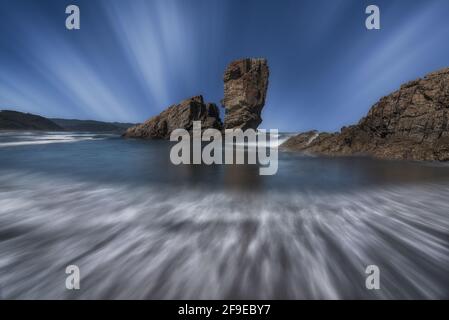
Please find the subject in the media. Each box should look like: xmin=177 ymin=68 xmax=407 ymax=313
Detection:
xmin=0 ymin=131 xmax=448 ymax=299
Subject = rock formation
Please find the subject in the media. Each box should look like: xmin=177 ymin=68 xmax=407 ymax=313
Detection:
xmin=124 ymin=58 xmax=269 ymax=139
xmin=123 ymin=95 xmax=222 ymax=139
xmin=222 ymin=58 xmax=269 ymax=130
xmin=282 ymin=67 xmax=449 ymax=161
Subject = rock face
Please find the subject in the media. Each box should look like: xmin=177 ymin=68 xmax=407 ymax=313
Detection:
xmin=0 ymin=110 xmax=63 ymax=131
xmin=282 ymin=67 xmax=449 ymax=161
xmin=222 ymin=58 xmax=269 ymax=130
xmin=123 ymin=95 xmax=222 ymax=139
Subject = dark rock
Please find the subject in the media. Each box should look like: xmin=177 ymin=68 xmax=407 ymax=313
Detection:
xmin=123 ymin=95 xmax=222 ymax=139
xmin=282 ymin=67 xmax=449 ymax=161
xmin=222 ymin=58 xmax=269 ymax=130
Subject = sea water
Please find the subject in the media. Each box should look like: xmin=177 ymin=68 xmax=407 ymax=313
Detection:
xmin=0 ymin=131 xmax=448 ymax=299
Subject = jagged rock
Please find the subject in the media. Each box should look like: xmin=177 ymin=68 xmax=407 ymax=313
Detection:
xmin=282 ymin=67 xmax=449 ymax=161
xmin=123 ymin=96 xmax=222 ymax=139
xmin=222 ymin=58 xmax=269 ymax=130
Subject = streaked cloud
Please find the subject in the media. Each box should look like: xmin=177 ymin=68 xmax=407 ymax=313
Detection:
xmin=0 ymin=0 xmax=448 ymax=130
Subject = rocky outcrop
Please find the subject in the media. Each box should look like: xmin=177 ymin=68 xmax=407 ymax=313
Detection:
xmin=282 ymin=67 xmax=449 ymax=161
xmin=222 ymin=58 xmax=269 ymax=130
xmin=123 ymin=95 xmax=222 ymax=139
xmin=124 ymin=58 xmax=269 ymax=139
xmin=0 ymin=110 xmax=63 ymax=131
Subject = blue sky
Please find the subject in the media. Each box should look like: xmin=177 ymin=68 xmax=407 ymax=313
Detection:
xmin=1 ymin=0 xmax=449 ymax=131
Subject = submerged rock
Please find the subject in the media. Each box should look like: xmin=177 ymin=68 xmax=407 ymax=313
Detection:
xmin=282 ymin=67 xmax=449 ymax=161
xmin=123 ymin=95 xmax=222 ymax=139
xmin=222 ymin=58 xmax=269 ymax=130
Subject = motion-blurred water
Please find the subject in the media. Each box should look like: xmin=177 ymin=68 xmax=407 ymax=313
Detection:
xmin=0 ymin=132 xmax=448 ymax=299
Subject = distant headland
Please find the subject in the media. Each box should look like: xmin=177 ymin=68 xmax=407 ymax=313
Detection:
xmin=0 ymin=110 xmax=135 ymax=133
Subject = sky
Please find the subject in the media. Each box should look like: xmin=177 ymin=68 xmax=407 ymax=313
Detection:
xmin=1 ymin=0 xmax=449 ymax=132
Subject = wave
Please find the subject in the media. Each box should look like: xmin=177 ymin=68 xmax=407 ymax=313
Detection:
xmin=229 ymin=132 xmax=296 ymax=149
xmin=0 ymin=132 xmax=112 ymax=148
xmin=0 ymin=170 xmax=448 ymax=299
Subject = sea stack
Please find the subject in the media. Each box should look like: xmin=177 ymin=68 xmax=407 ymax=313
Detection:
xmin=123 ymin=95 xmax=222 ymax=139
xmin=124 ymin=58 xmax=269 ymax=139
xmin=222 ymin=58 xmax=269 ymax=130
xmin=282 ymin=67 xmax=449 ymax=161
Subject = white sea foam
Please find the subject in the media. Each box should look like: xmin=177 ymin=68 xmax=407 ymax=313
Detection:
xmin=0 ymin=133 xmax=107 ymax=147
xmin=230 ymin=132 xmax=295 ymax=149
xmin=307 ymin=132 xmax=319 ymax=146
xmin=0 ymin=170 xmax=448 ymax=299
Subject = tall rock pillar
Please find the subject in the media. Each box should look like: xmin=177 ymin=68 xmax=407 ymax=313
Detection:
xmin=222 ymin=58 xmax=269 ymax=130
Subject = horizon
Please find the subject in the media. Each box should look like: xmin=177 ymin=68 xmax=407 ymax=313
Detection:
xmin=0 ymin=109 xmax=137 ymax=124
xmin=1 ymin=0 xmax=449 ymax=131
xmin=2 ymin=64 xmax=449 ymax=131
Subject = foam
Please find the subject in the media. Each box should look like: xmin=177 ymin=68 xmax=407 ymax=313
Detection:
xmin=0 ymin=170 xmax=448 ymax=299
